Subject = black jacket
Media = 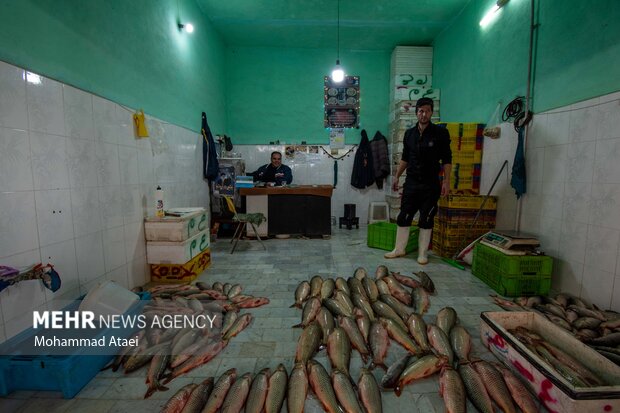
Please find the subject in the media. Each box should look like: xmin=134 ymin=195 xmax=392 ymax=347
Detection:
xmin=351 ymin=130 xmax=375 ymax=189
xmin=202 ymin=112 xmax=219 ymax=181
xmin=369 ymin=131 xmax=390 ymax=189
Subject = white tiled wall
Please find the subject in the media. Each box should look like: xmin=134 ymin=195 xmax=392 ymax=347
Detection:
xmin=480 ymin=91 xmax=620 ymax=311
xmin=232 ymin=145 xmax=389 ymax=224
xmin=0 ymin=60 xmax=210 ymax=342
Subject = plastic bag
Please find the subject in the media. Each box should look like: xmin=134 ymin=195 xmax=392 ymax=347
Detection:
xmin=483 ymin=102 xmax=502 ymax=139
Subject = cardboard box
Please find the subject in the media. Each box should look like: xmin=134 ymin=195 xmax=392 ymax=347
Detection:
xmin=147 ymin=228 xmax=210 ymax=264
xmin=150 ymin=248 xmax=211 ymax=283
xmin=480 ymin=311 xmax=620 ymax=413
xmin=144 ymin=207 xmax=208 ymax=242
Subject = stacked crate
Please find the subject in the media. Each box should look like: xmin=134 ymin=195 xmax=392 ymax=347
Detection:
xmin=472 ymin=243 xmax=553 ymax=296
xmin=387 ymin=46 xmax=440 ymax=215
xmin=432 ymin=195 xmax=497 ymax=258
xmin=438 ymin=123 xmax=485 ymax=194
xmin=145 ymin=208 xmax=211 ymax=283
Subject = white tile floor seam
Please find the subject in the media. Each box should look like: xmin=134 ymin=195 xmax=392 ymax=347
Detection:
xmin=1 ymin=225 xmax=519 ymax=412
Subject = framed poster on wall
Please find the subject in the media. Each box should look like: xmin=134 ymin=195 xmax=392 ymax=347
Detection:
xmin=324 ymin=75 xmax=360 ymax=128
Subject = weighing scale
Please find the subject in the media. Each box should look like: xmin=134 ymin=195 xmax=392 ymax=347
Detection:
xmin=480 ymin=230 xmax=540 ymax=255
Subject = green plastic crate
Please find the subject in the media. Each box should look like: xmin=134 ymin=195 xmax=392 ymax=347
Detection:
xmin=472 ymin=243 xmax=553 ymax=297
xmin=367 ymin=222 xmax=419 ymax=253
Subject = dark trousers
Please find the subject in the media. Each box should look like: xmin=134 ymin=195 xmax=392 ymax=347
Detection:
xmin=396 ymin=183 xmax=440 ymax=229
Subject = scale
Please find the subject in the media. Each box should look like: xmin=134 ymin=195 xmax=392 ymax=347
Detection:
xmin=480 ymin=230 xmax=540 ymax=255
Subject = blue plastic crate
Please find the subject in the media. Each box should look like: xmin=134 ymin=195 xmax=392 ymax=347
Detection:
xmin=0 ymin=291 xmax=150 ymax=398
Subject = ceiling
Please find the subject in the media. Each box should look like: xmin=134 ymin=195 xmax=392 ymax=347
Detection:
xmin=196 ymin=0 xmax=472 ymax=50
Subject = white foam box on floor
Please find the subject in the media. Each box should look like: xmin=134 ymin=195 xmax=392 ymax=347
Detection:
xmin=144 ymin=207 xmax=208 ymax=242
xmin=480 ymin=311 xmax=620 ymax=413
xmin=146 ymin=228 xmax=210 ymax=264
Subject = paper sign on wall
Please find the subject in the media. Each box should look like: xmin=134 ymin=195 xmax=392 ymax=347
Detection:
xmin=329 ymin=128 xmax=345 ymax=149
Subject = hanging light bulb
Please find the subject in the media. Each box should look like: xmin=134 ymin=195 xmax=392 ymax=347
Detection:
xmin=332 ymin=60 xmax=344 ymax=83
xmin=331 ymin=0 xmax=345 ymax=83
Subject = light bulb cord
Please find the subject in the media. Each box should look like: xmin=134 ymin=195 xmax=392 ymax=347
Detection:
xmin=336 ymin=0 xmax=340 ymax=61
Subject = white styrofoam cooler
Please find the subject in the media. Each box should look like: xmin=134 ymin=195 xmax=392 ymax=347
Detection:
xmin=480 ymin=311 xmax=620 ymax=413
xmin=144 ymin=207 xmax=208 ymax=242
xmin=146 ymin=228 xmax=210 ymax=264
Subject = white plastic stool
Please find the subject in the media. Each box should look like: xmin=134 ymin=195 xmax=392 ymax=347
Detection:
xmin=369 ymin=202 xmax=390 ymax=224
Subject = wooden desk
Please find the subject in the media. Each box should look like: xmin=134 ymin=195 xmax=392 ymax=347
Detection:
xmin=240 ymin=185 xmax=333 ymax=237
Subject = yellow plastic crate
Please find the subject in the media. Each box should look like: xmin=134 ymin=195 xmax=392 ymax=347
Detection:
xmin=438 ymin=123 xmax=485 ymax=138
xmin=452 ymin=151 xmax=483 ymax=164
xmin=450 ymin=136 xmax=483 ymax=152
xmin=438 ymin=195 xmax=497 ymax=210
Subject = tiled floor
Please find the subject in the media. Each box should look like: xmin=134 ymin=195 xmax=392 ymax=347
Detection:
xmin=1 ymin=226 xmax=509 ymax=412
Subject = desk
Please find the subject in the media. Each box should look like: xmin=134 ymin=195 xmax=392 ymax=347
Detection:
xmin=240 ymin=185 xmax=333 ymax=237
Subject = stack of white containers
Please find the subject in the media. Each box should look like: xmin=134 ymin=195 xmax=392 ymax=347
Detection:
xmin=386 ymin=46 xmax=440 ymax=220
xmin=145 ymin=208 xmax=211 ymax=283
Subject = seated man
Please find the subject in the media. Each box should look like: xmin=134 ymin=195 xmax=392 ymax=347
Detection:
xmin=251 ymin=151 xmax=293 ymax=186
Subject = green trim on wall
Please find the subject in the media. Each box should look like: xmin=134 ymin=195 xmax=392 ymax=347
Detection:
xmin=225 ymin=47 xmax=390 ymax=144
xmin=0 ymin=0 xmax=227 ymax=132
xmin=434 ymin=0 xmax=620 ymax=122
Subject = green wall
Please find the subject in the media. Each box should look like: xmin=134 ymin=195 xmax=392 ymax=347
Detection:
xmin=434 ymin=0 xmax=620 ymax=122
xmin=0 ymin=0 xmax=227 ymax=132
xmin=225 ymin=47 xmax=390 ymax=144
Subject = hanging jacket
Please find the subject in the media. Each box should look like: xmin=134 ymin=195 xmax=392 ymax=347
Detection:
xmin=511 ymin=126 xmax=527 ymax=198
xmin=369 ymin=130 xmax=390 ymax=189
xmin=202 ymin=112 xmax=219 ymax=180
xmin=351 ymin=129 xmax=375 ymax=189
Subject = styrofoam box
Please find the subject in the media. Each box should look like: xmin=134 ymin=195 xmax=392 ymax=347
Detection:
xmin=480 ymin=311 xmax=620 ymax=413
xmin=392 ymin=86 xmax=441 ymax=101
xmin=147 ymin=228 xmax=210 ymax=264
xmin=391 ymin=74 xmax=433 ymax=88
xmin=144 ymin=207 xmax=208 ymax=242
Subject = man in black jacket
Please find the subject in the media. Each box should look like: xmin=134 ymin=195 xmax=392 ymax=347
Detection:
xmin=385 ymin=97 xmax=452 ymax=264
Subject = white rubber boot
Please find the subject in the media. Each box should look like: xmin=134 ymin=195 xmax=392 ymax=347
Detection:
xmin=384 ymin=226 xmax=410 ymax=259
xmin=417 ymin=228 xmax=432 ymax=265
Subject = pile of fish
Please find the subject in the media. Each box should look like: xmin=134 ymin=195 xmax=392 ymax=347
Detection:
xmin=289 ymin=266 xmax=540 ymax=412
xmin=492 ymin=292 xmax=620 ymax=365
xmin=511 ymin=326 xmax=610 ymax=388
xmin=106 ymin=281 xmax=269 ymax=398
xmin=160 ymin=364 xmax=382 ymax=413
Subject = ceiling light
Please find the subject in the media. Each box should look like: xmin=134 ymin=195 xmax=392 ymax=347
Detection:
xmin=331 ymin=0 xmax=345 ymax=83
xmin=480 ymin=0 xmax=509 ymax=27
xmin=178 ymin=22 xmax=194 ymax=33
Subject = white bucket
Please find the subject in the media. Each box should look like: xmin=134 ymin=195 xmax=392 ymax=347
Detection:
xmin=78 ymin=280 xmax=139 ymax=318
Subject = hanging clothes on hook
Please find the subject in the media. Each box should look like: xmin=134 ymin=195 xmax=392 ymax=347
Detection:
xmin=369 ymin=130 xmax=389 ymax=189
xmin=351 ymin=129 xmax=374 ymax=189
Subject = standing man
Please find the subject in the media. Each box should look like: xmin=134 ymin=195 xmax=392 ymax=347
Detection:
xmin=252 ymin=151 xmax=293 ymax=186
xmin=385 ymin=97 xmax=452 ymax=264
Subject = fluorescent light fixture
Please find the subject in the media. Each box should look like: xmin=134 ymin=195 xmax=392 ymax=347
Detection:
xmin=480 ymin=0 xmax=509 ymax=27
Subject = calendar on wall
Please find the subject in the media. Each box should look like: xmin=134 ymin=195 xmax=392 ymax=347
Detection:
xmin=324 ymin=75 xmax=360 ymax=128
